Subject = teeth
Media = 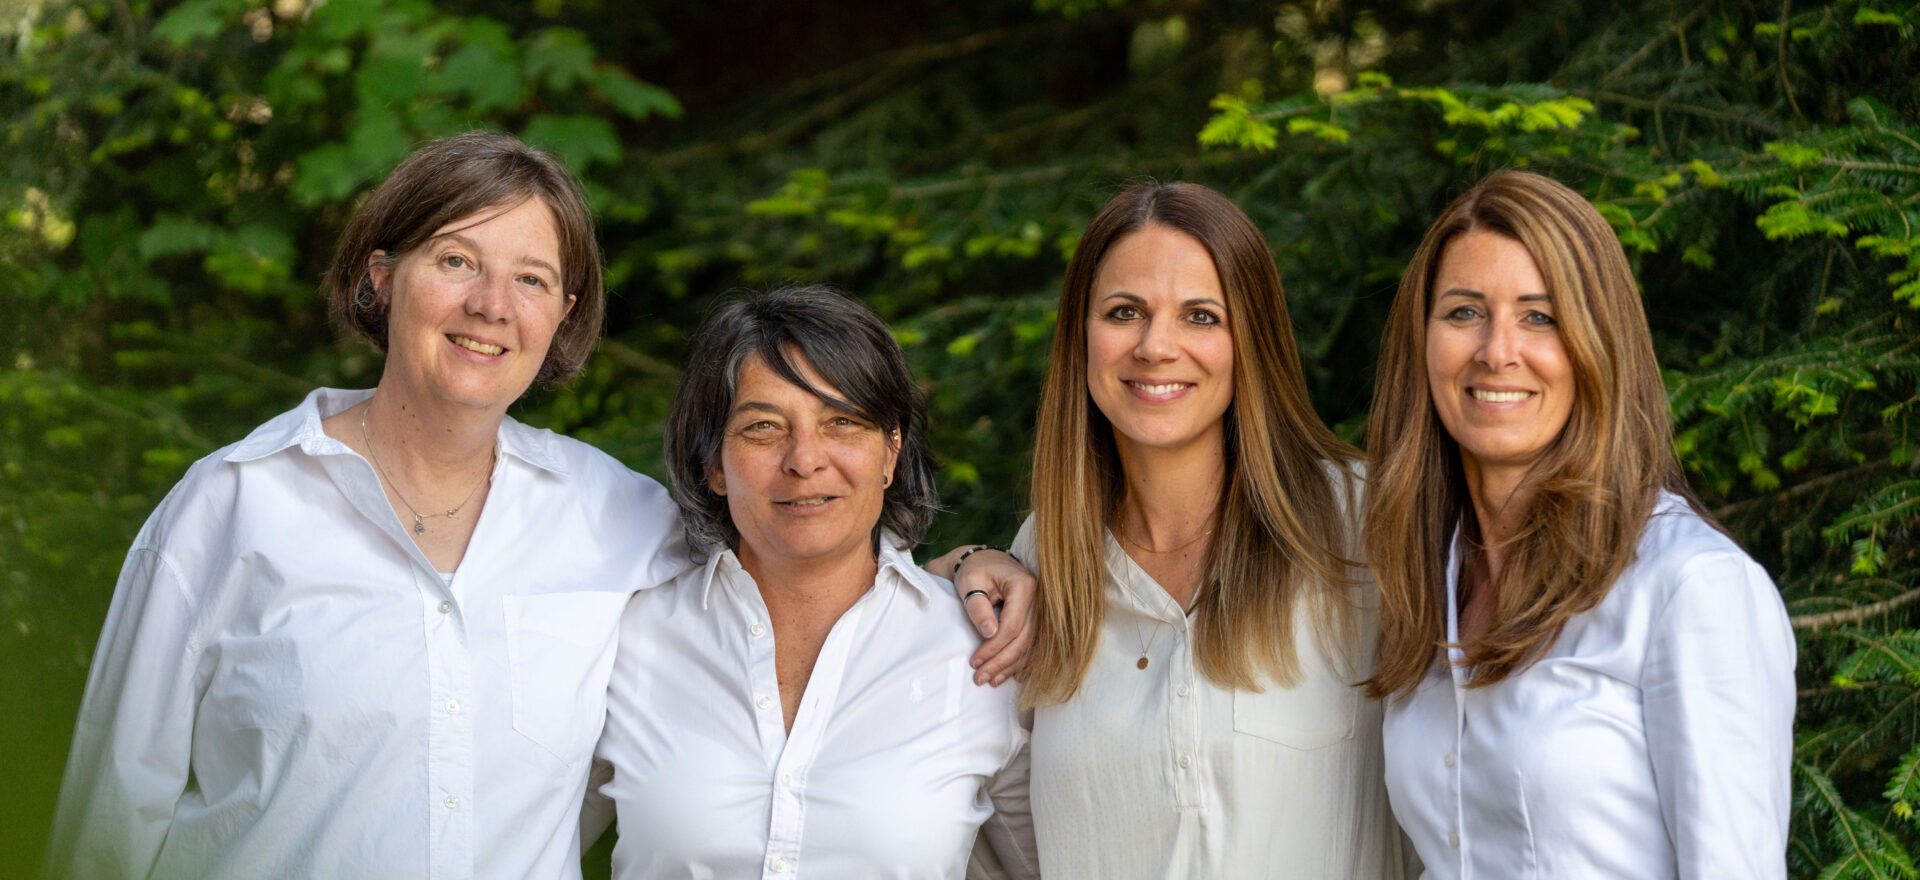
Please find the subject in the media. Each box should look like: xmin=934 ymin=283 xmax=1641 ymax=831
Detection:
xmin=1471 ymin=389 xmax=1532 ymax=403
xmin=1130 ymin=382 xmax=1188 ymax=395
xmin=786 ymin=498 xmax=828 ymax=507
xmin=451 ymin=335 xmax=504 ymax=356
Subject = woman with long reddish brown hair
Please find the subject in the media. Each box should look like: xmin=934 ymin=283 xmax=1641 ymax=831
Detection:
xmin=1365 ymin=169 xmax=1795 ymax=878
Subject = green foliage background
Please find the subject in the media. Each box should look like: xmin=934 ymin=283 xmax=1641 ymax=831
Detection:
xmin=3 ymin=0 xmax=1917 ymax=874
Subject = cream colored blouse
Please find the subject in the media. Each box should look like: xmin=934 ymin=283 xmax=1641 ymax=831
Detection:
xmin=1008 ymin=515 xmax=1409 ymax=880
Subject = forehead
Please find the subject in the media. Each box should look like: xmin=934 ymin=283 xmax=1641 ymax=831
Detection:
xmin=1433 ymin=230 xmax=1546 ymax=293
xmin=731 ymin=350 xmax=845 ymax=408
xmin=426 ymin=197 xmax=560 ymax=251
xmin=1093 ymin=225 xmax=1222 ymax=293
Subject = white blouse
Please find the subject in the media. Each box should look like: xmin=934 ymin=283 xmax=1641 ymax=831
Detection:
xmin=597 ymin=538 xmax=1039 ymax=880
xmin=1383 ymin=493 xmax=1796 ymax=879
xmin=1012 ymin=516 xmax=1408 ymax=880
xmin=47 ymin=388 xmax=690 ymax=880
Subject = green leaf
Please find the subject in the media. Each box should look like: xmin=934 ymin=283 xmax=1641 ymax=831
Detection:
xmin=525 ymin=28 xmax=597 ymax=91
xmin=591 ymin=67 xmax=682 ymax=120
xmin=521 ymin=115 xmax=621 ymax=171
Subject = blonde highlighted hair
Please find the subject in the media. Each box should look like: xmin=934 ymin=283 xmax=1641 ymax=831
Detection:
xmin=1363 ymin=170 xmax=1709 ymax=698
xmin=1024 ymin=181 xmax=1363 ymax=705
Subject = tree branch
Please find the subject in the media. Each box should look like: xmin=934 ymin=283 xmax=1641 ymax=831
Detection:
xmin=1792 ymin=586 xmax=1920 ymax=631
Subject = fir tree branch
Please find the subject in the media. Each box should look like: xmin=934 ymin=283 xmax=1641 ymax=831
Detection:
xmin=1793 ymin=587 xmax=1920 ymax=631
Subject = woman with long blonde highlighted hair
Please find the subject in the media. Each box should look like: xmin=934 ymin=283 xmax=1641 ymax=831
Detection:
xmin=1366 ymin=169 xmax=1794 ymax=878
xmin=1013 ymin=181 xmax=1405 ymax=879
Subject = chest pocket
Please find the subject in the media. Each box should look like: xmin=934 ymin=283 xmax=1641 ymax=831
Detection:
xmin=502 ymin=591 xmax=631 ymax=765
xmin=1232 ymin=666 xmax=1360 ymax=751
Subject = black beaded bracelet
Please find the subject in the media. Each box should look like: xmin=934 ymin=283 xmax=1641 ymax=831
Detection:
xmin=952 ymin=544 xmax=1005 ymax=578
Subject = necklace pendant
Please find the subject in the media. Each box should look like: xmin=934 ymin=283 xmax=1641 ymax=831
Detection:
xmin=413 ymin=519 xmax=427 ymax=535
xmin=1137 ymin=656 xmax=1150 ymax=670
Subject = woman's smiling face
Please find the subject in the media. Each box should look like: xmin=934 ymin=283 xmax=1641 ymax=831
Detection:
xmin=373 ymin=197 xmax=572 ymax=414
xmin=1425 ymin=229 xmax=1575 ymax=484
xmin=1083 ymin=224 xmax=1235 ymax=457
xmin=712 ymin=353 xmax=900 ymax=573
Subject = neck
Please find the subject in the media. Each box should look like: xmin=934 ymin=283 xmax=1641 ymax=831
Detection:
xmin=740 ymin=541 xmax=881 ymax=617
xmin=365 ymin=382 xmax=502 ymax=477
xmin=1112 ymin=434 xmax=1226 ymax=547
xmin=1461 ymin=455 xmax=1536 ymax=573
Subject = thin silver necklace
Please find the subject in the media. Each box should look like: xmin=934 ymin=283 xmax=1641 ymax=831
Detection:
xmin=360 ymin=401 xmax=494 ymax=536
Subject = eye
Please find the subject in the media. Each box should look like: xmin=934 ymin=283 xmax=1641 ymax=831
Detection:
xmin=440 ymin=253 xmax=471 ymax=270
xmin=1187 ymin=308 xmax=1223 ymax=326
xmin=517 ymin=273 xmax=551 ymax=291
xmin=1523 ymin=310 xmax=1558 ymax=327
xmin=1103 ymin=305 xmax=1142 ymax=321
xmin=1441 ymin=304 xmax=1481 ymax=322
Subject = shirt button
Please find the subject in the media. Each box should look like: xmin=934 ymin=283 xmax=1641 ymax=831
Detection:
xmin=1444 ymin=753 xmax=1456 ymax=768
xmin=1178 ymin=754 xmax=1192 ymax=768
xmin=1176 ymin=684 xmax=1190 ymax=697
xmin=780 ymin=773 xmax=794 ymax=787
xmin=756 ymin=696 xmax=772 ymax=710
xmin=750 ymin=623 xmax=766 ymax=637
xmin=445 ymin=699 xmax=460 ymax=714
xmin=438 ymin=600 xmax=453 ymax=614
xmin=1449 ymin=832 xmax=1460 ymax=848
xmin=444 ymin=795 xmax=460 ymax=810
xmin=771 ymin=857 xmax=788 ymax=872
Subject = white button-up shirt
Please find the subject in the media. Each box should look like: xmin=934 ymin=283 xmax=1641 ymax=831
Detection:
xmin=1011 ymin=516 xmax=1408 ymax=880
xmin=1383 ymin=493 xmax=1796 ymax=878
xmin=597 ymin=539 xmax=1038 ymax=880
xmin=47 ymin=388 xmax=690 ymax=880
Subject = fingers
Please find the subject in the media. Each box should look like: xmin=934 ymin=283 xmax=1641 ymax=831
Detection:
xmin=967 ymin=557 xmax=1044 ymax=687
xmin=962 ymin=590 xmax=1000 ymax=641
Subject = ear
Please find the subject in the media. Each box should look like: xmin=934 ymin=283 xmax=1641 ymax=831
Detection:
xmin=707 ymin=463 xmax=727 ymax=496
xmin=882 ymin=428 xmax=901 ymax=488
xmin=367 ymin=251 xmax=393 ymax=306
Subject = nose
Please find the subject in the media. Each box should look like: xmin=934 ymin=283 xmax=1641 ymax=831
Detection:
xmin=1132 ymin=316 xmax=1177 ymax=363
xmin=1474 ymin=318 xmax=1520 ymax=371
xmin=782 ymin=425 xmax=829 ymax=477
xmin=466 ymin=269 xmax=513 ymax=323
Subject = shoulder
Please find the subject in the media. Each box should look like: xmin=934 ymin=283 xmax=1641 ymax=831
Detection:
xmin=1621 ymin=493 xmax=1785 ymax=629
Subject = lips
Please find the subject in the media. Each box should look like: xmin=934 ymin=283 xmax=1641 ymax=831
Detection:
xmin=778 ymin=496 xmax=836 ymax=508
xmin=1470 ymin=388 xmax=1534 ymax=403
xmin=449 ymin=334 xmax=506 ymax=356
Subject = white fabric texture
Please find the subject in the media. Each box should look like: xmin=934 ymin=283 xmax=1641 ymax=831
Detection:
xmin=47 ymin=387 xmax=689 ymax=880
xmin=597 ymin=538 xmax=1038 ymax=880
xmin=1382 ymin=492 xmax=1796 ymax=879
xmin=1011 ymin=515 xmax=1407 ymax=880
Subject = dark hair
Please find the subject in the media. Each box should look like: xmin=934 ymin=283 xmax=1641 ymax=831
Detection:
xmin=324 ymin=130 xmax=604 ymax=385
xmin=664 ymin=284 xmax=939 ymax=555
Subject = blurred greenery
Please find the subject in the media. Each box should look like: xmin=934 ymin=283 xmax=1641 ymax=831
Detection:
xmin=3 ymin=0 xmax=1917 ymax=875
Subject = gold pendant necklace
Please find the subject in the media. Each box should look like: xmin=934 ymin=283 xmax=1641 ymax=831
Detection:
xmin=1117 ymin=560 xmax=1182 ymax=671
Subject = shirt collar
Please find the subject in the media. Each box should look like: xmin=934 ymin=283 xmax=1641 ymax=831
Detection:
xmin=221 ymin=387 xmax=569 ymax=476
xmin=694 ymin=533 xmax=938 ymax=610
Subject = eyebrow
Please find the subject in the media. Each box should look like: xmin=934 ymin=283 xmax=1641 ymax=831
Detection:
xmin=435 ymin=232 xmax=563 ymax=279
xmin=1433 ymin=288 xmax=1551 ymax=303
xmin=729 ymin=401 xmax=784 ymax=418
xmin=1098 ymin=291 xmax=1228 ymax=309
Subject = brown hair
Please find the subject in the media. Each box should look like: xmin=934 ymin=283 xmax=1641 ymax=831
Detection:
xmin=1363 ymin=169 xmax=1707 ymax=698
xmin=1024 ymin=181 xmax=1364 ymax=705
xmin=324 ymin=130 xmax=604 ymax=386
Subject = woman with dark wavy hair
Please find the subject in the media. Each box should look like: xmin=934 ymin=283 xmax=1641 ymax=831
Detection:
xmin=1365 ymin=170 xmax=1795 ymax=878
